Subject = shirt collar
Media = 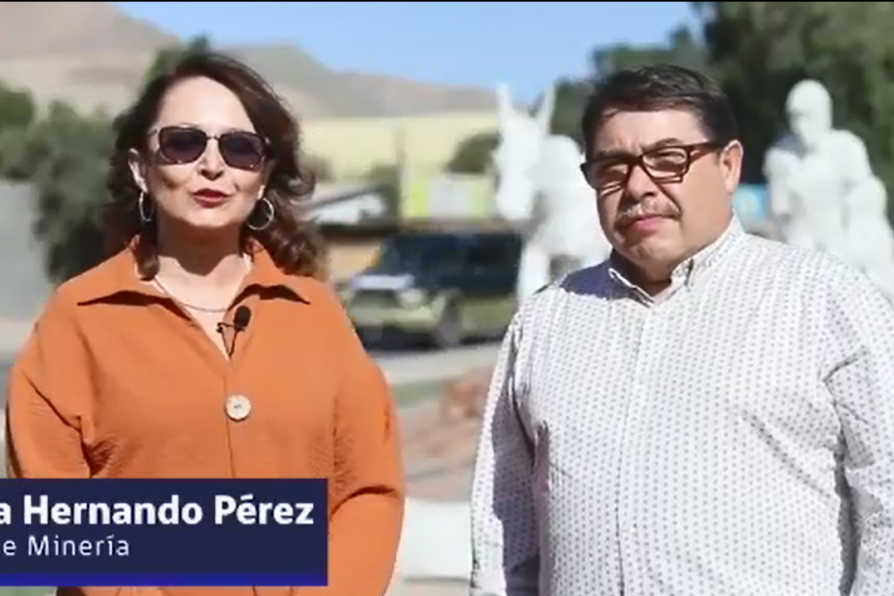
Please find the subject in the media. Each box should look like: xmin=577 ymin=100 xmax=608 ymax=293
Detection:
xmin=607 ymin=214 xmax=746 ymax=300
xmin=71 ymin=238 xmax=310 ymax=308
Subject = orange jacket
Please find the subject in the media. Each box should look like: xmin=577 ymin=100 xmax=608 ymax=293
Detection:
xmin=5 ymin=243 xmax=405 ymax=596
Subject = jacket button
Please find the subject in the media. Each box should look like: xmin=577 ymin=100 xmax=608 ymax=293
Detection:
xmin=225 ymin=394 xmax=252 ymax=421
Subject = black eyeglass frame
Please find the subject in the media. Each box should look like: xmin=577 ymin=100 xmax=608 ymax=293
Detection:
xmin=579 ymin=140 xmax=728 ymax=192
xmin=148 ymin=125 xmax=270 ymax=171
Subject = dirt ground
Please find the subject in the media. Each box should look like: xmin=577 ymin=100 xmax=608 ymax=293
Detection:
xmin=400 ymin=389 xmax=484 ymax=502
xmin=388 ymin=381 xmax=487 ymax=596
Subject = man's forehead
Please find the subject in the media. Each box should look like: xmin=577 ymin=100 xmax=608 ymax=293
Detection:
xmin=594 ymin=109 xmax=704 ymax=151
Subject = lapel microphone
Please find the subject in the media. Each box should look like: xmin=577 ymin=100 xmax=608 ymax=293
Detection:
xmin=232 ymin=305 xmax=252 ymax=332
xmin=216 ymin=305 xmax=252 ymax=334
xmin=216 ymin=306 xmax=252 ymax=358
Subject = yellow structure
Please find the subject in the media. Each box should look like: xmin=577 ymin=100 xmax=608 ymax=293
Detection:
xmin=301 ymin=111 xmax=499 ymax=181
xmin=402 ymin=170 xmax=495 ymax=219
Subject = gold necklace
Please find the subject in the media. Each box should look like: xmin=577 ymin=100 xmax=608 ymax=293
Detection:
xmin=152 ymin=277 xmax=229 ymax=313
xmin=152 ymin=255 xmax=252 ymax=314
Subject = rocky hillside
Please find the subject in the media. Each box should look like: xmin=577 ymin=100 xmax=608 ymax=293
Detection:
xmin=0 ymin=1 xmax=497 ymax=120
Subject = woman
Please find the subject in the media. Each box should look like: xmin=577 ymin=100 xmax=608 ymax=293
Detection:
xmin=5 ymin=52 xmax=404 ymax=596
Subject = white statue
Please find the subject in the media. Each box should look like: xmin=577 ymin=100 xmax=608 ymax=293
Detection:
xmin=764 ymin=79 xmax=894 ymax=298
xmin=842 ymin=140 xmax=894 ymax=298
xmin=491 ymin=82 xmax=611 ymax=302
xmin=388 ymin=85 xmax=616 ymax=590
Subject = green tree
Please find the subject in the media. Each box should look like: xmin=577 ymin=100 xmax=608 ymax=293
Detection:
xmin=363 ymin=164 xmax=401 ymax=215
xmin=693 ymin=2 xmax=812 ymax=184
xmin=141 ymin=34 xmax=213 ymax=86
xmin=562 ymin=1 xmax=894 ymax=219
xmin=1 ymin=101 xmax=115 ymax=282
xmin=0 ymin=81 xmax=35 ymax=133
xmin=0 ymin=81 xmax=37 ymax=178
xmin=303 ymin=153 xmax=333 ymax=183
xmin=0 ymin=35 xmax=218 ymax=284
xmin=592 ymin=25 xmax=706 ymax=76
xmin=446 ymin=131 xmax=499 ymax=175
xmin=549 ymin=78 xmax=594 ymax=149
xmin=546 ymin=25 xmax=707 ymax=151
xmin=695 ymin=1 xmax=894 ymax=219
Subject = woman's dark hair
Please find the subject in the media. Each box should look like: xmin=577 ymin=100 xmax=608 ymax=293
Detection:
xmin=104 ymin=51 xmax=324 ymax=279
xmin=580 ymin=63 xmax=738 ymax=160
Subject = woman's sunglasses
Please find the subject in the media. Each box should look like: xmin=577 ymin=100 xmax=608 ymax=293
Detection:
xmin=154 ymin=126 xmax=267 ymax=171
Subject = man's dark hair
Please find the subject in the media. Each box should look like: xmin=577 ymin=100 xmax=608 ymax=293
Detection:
xmin=580 ymin=63 xmax=738 ymax=159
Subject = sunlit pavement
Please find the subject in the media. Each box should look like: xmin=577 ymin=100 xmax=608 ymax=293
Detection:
xmin=386 ymin=579 xmax=469 ymax=596
xmin=373 ymin=341 xmax=500 ymax=386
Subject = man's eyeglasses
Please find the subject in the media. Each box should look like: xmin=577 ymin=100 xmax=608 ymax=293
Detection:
xmin=580 ymin=140 xmax=726 ymax=192
xmin=152 ymin=126 xmax=268 ymax=171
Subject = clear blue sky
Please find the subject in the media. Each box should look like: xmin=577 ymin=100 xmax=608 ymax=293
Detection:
xmin=114 ymin=2 xmax=698 ymax=104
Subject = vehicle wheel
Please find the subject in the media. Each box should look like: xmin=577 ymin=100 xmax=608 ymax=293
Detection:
xmin=431 ymin=300 xmax=463 ymax=350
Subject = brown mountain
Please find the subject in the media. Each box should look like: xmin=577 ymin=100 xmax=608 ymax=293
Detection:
xmin=0 ymin=2 xmax=497 ymax=120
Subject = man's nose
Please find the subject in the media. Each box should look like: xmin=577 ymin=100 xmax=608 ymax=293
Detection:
xmin=624 ymin=162 xmax=657 ymax=200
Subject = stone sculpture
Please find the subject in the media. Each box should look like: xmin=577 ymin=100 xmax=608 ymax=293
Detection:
xmin=390 ymin=83 xmax=618 ymax=587
xmin=841 ymin=139 xmax=894 ymax=298
xmin=491 ymin=82 xmax=611 ymax=302
xmin=764 ymin=79 xmax=894 ymax=299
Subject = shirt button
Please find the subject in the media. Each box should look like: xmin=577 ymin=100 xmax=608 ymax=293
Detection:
xmin=225 ymin=394 xmax=252 ymax=422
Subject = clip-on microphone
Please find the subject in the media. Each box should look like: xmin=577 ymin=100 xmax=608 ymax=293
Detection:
xmin=216 ymin=305 xmax=252 ymax=334
xmin=216 ymin=305 xmax=252 ymax=356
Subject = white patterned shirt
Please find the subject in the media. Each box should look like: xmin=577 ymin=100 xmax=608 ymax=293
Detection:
xmin=469 ymin=215 xmax=894 ymax=596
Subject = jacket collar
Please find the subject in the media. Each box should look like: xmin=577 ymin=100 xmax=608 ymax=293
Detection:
xmin=70 ymin=238 xmax=311 ymax=308
xmin=607 ymin=214 xmax=746 ymax=301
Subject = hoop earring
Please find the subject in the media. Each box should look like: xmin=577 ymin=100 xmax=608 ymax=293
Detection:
xmin=246 ymin=196 xmax=274 ymax=231
xmin=138 ymin=191 xmax=154 ymax=224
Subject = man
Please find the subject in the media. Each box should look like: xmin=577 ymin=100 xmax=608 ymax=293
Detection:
xmin=469 ymin=64 xmax=894 ymax=596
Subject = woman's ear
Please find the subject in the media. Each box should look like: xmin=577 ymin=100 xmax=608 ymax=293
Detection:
xmin=260 ymin=159 xmax=276 ymax=192
xmin=128 ymin=148 xmax=149 ymax=194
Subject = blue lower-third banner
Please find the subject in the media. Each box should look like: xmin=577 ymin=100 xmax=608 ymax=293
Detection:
xmin=0 ymin=479 xmax=327 ymax=586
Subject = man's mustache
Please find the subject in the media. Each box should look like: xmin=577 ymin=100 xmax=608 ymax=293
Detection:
xmin=615 ymin=198 xmax=680 ymax=228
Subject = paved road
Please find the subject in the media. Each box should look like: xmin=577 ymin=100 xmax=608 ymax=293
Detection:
xmin=0 ymin=361 xmax=7 ymax=406
xmin=371 ymin=341 xmax=500 ymax=386
xmin=386 ymin=579 xmax=468 ymax=596
xmin=0 ymin=320 xmax=31 ymax=356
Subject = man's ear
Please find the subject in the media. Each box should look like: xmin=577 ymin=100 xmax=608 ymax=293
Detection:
xmin=128 ymin=148 xmax=149 ymax=194
xmin=720 ymin=140 xmax=744 ymax=194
